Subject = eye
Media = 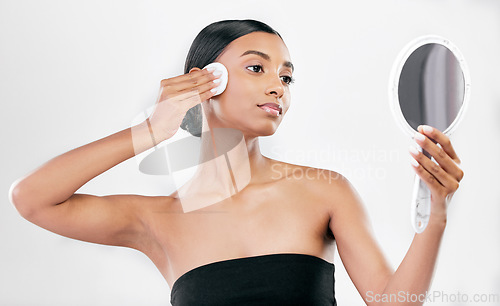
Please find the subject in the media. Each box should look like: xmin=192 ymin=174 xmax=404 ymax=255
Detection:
xmin=246 ymin=65 xmax=263 ymax=73
xmin=281 ymin=76 xmax=295 ymax=85
xmin=246 ymin=65 xmax=295 ymax=85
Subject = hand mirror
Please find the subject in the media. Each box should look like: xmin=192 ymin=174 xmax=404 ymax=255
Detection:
xmin=388 ymin=35 xmax=470 ymax=233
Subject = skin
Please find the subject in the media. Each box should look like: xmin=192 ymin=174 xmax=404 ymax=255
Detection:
xmin=10 ymin=31 xmax=463 ymax=305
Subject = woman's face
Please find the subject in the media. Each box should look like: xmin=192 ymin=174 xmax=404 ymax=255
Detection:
xmin=203 ymin=31 xmax=294 ymax=138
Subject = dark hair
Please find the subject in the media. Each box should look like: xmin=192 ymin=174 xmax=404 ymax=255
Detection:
xmin=180 ymin=19 xmax=282 ymax=137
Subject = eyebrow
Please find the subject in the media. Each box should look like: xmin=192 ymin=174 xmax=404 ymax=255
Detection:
xmin=240 ymin=50 xmax=294 ymax=72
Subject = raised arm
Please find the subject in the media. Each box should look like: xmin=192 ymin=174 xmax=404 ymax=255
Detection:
xmin=326 ymin=125 xmax=463 ymax=305
xmin=9 ymin=123 xmax=157 ymax=249
xmin=9 ymin=68 xmax=221 ymax=249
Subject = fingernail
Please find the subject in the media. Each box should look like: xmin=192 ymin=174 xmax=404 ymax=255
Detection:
xmin=409 ymin=145 xmax=419 ymax=155
xmin=414 ymin=132 xmax=425 ymax=142
xmin=206 ymin=67 xmax=216 ymax=72
xmin=213 ymin=70 xmax=223 ymax=77
xmin=409 ymin=155 xmax=419 ymax=167
xmin=210 ymin=88 xmax=217 ymax=94
xmin=213 ymin=79 xmax=221 ymax=84
xmin=422 ymin=125 xmax=433 ymax=133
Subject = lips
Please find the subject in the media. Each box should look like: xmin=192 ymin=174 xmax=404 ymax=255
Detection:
xmin=257 ymin=103 xmax=282 ymax=115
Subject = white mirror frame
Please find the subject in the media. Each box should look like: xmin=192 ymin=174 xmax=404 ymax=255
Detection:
xmin=388 ymin=35 xmax=471 ymax=137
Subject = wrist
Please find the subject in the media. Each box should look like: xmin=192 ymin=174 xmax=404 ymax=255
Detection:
xmin=428 ymin=211 xmax=447 ymax=230
xmin=130 ymin=121 xmax=164 ymax=155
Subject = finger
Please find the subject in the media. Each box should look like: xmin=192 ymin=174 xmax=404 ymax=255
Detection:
xmin=409 ymin=155 xmax=443 ymax=196
xmin=187 ymin=81 xmax=219 ymax=107
xmin=414 ymin=129 xmax=464 ymax=182
xmin=417 ymin=125 xmax=461 ymax=164
xmin=161 ymin=68 xmax=209 ymax=86
xmin=171 ymin=89 xmax=203 ymax=111
xmin=198 ymin=86 xmax=218 ymax=102
xmin=173 ymin=69 xmax=220 ymax=88
xmin=409 ymin=146 xmax=460 ymax=193
xmin=165 ymin=80 xmax=218 ymax=111
xmin=176 ymin=77 xmax=219 ymax=99
xmin=163 ymin=69 xmax=220 ymax=93
xmin=158 ymin=75 xmax=219 ymax=104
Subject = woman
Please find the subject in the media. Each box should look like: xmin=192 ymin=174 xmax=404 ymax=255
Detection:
xmin=10 ymin=20 xmax=463 ymax=305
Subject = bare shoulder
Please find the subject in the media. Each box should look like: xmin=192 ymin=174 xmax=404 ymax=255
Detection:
xmin=300 ymin=166 xmax=364 ymax=216
xmin=267 ymin=159 xmax=349 ymax=191
xmin=268 ymin=160 xmax=391 ymax=299
xmin=266 ymin=159 xmax=338 ymax=182
xmin=267 ymin=159 xmax=362 ymax=212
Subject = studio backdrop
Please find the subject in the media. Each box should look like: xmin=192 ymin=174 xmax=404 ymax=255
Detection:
xmin=1 ymin=0 xmax=499 ymax=305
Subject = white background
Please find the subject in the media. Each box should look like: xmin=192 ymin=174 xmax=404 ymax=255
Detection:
xmin=1 ymin=0 xmax=499 ymax=305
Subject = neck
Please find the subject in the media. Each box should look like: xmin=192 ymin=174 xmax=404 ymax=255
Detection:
xmin=195 ymin=123 xmax=268 ymax=193
xmin=174 ymin=106 xmax=271 ymax=211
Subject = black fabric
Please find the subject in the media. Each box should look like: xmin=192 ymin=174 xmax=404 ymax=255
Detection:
xmin=170 ymin=253 xmax=336 ymax=306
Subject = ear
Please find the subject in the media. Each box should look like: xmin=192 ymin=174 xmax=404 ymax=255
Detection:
xmin=189 ymin=67 xmax=202 ymax=73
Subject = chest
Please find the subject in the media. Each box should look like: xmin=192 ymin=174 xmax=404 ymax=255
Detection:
xmin=145 ymin=180 xmax=335 ymax=284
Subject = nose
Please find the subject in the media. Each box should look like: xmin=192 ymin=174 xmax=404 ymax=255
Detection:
xmin=265 ymin=74 xmax=285 ymax=98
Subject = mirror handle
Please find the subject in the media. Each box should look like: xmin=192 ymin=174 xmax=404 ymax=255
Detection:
xmin=410 ymin=148 xmax=433 ymax=233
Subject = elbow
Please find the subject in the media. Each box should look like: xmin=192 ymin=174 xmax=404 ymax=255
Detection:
xmin=9 ymin=179 xmax=38 ymax=220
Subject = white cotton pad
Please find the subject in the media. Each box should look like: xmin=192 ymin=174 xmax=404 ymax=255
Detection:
xmin=203 ymin=62 xmax=228 ymax=96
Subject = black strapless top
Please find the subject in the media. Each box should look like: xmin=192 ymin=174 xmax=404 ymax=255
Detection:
xmin=170 ymin=253 xmax=336 ymax=305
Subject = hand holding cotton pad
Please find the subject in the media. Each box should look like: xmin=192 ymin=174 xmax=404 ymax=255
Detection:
xmin=204 ymin=62 xmax=228 ymax=96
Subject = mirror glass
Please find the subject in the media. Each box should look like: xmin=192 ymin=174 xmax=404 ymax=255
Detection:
xmin=398 ymin=43 xmax=465 ymax=132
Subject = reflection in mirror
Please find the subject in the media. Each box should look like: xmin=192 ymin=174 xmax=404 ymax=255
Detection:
xmin=398 ymin=43 xmax=465 ymax=132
